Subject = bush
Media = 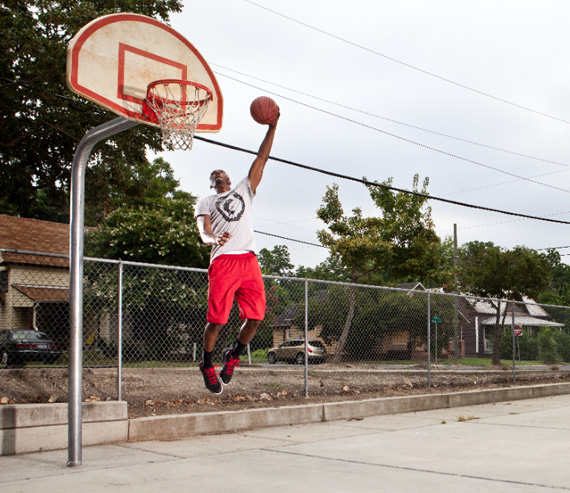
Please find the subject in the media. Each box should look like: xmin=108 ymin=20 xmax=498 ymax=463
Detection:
xmin=250 ymin=348 xmax=268 ymax=363
xmin=538 ymin=328 xmax=558 ymax=364
xmin=500 ymin=328 xmax=539 ymax=361
xmin=554 ymin=330 xmax=570 ymax=363
xmin=518 ymin=334 xmax=540 ymax=361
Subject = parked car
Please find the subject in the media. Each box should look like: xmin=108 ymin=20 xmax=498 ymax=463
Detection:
xmin=267 ymin=339 xmax=327 ymax=364
xmin=0 ymin=330 xmax=63 ymax=367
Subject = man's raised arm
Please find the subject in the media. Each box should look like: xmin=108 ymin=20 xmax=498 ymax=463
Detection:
xmin=248 ymin=118 xmax=279 ymax=193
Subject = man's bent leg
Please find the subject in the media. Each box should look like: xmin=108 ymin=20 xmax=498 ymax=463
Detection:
xmin=237 ymin=319 xmax=261 ymax=349
xmin=203 ymin=323 xmax=224 ymax=353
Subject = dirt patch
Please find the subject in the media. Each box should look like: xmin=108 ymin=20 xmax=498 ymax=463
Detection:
xmin=1 ymin=365 xmax=569 ymax=419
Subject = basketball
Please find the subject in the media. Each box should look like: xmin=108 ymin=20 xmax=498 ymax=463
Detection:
xmin=250 ymin=96 xmax=280 ymax=125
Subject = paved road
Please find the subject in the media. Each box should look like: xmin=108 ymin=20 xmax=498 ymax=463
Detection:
xmin=2 ymin=393 xmax=570 ymax=492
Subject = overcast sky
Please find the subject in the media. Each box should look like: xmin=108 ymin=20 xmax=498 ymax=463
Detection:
xmin=151 ymin=0 xmax=570 ymax=270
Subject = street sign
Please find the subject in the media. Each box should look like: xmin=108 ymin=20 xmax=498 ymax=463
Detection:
xmin=514 ymin=325 xmax=523 ymax=337
xmin=431 ymin=316 xmax=442 ymax=324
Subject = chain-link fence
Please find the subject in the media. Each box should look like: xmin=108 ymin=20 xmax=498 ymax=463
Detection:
xmin=2 ymin=253 xmax=570 ymax=396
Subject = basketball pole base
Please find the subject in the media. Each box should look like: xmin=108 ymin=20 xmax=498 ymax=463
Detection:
xmin=68 ymin=117 xmax=139 ymax=467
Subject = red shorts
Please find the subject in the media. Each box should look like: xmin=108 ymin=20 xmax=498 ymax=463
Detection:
xmin=207 ymin=253 xmax=266 ymax=324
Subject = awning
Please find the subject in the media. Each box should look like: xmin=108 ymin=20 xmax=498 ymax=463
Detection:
xmin=13 ymin=284 xmax=69 ymax=302
xmin=481 ymin=315 xmax=564 ymax=327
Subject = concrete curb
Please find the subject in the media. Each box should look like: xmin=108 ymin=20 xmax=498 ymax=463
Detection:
xmin=2 ymin=382 xmax=569 ymax=454
xmin=0 ymin=401 xmax=128 ymax=456
xmin=128 ymin=382 xmax=570 ymax=441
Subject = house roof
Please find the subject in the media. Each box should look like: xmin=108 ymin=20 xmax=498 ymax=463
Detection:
xmin=396 ymin=282 xmax=426 ymax=291
xmin=0 ymin=214 xmax=69 ymax=255
xmin=0 ymin=215 xmax=70 ymax=267
xmin=273 ymin=305 xmax=299 ymax=327
xmin=481 ymin=315 xmax=564 ymax=327
xmin=1 ymin=252 xmax=69 ymax=268
xmin=523 ymin=297 xmax=549 ymax=317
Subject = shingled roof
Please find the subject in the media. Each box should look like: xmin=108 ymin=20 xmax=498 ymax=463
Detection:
xmin=0 ymin=214 xmax=70 ymax=267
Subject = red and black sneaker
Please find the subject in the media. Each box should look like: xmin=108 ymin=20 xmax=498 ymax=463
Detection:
xmin=200 ymin=362 xmax=223 ymax=395
xmin=220 ymin=348 xmax=240 ymax=385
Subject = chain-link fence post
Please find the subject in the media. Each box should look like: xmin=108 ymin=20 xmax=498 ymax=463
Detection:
xmin=427 ymin=292 xmax=431 ymax=388
xmin=304 ymin=278 xmax=309 ymax=397
xmin=117 ymin=260 xmax=123 ymax=401
xmin=511 ymin=303 xmax=516 ymax=383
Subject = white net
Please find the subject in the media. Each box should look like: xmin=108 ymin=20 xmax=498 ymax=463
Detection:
xmin=144 ymin=80 xmax=212 ymax=151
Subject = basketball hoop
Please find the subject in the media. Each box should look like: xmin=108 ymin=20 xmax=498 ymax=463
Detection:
xmin=143 ymin=79 xmax=213 ymax=150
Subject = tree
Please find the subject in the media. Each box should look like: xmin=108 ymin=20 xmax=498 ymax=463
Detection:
xmin=367 ymin=175 xmax=443 ymax=285
xmin=0 ymin=1 xmax=182 ymax=221
xmin=537 ymin=249 xmax=570 ymax=306
xmin=456 ymin=241 xmax=551 ymax=365
xmin=85 ymin=158 xmax=209 ymax=268
xmin=258 ymin=245 xmax=294 ymax=276
xmin=296 ymin=254 xmax=350 ymax=283
xmin=316 ymin=174 xmax=441 ymax=362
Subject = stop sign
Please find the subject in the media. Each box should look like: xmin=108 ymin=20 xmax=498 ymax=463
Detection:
xmin=514 ymin=325 xmax=523 ymax=337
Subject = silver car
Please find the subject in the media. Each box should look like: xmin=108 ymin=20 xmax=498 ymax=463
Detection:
xmin=267 ymin=340 xmax=327 ymax=365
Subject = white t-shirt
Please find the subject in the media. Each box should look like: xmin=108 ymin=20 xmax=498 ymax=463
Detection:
xmin=194 ymin=177 xmax=257 ymax=262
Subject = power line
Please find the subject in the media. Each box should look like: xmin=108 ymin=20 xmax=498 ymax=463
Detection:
xmin=254 ymin=230 xmax=325 ymax=248
xmin=536 ymin=246 xmax=570 ymax=251
xmin=243 ymin=0 xmax=570 ymax=126
xmin=213 ymin=63 xmax=570 ymax=172
xmin=193 ymin=135 xmax=570 ymax=226
xmin=216 ymin=71 xmax=570 ymax=196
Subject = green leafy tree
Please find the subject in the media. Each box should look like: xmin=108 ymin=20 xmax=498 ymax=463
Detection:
xmin=367 ymin=175 xmax=442 ymax=285
xmin=456 ymin=241 xmax=551 ymax=365
xmin=258 ymin=245 xmax=294 ymax=276
xmin=0 ymin=1 xmax=182 ymax=221
xmin=316 ymin=174 xmax=441 ymax=362
xmin=296 ymin=254 xmax=350 ymax=283
xmin=85 ymin=158 xmax=209 ymax=268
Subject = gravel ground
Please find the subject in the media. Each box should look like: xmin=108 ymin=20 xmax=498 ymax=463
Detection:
xmin=1 ymin=364 xmax=569 ymax=418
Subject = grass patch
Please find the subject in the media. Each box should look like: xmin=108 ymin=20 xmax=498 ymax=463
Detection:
xmin=440 ymin=357 xmax=542 ymax=367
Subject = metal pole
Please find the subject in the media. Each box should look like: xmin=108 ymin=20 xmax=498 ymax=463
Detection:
xmin=304 ymin=279 xmax=309 ymax=397
xmin=117 ymin=260 xmax=123 ymax=401
xmin=453 ymin=224 xmax=459 ymax=362
xmin=427 ymin=292 xmax=431 ymax=388
xmin=512 ymin=303 xmax=516 ymax=383
xmin=68 ymin=117 xmax=139 ymax=467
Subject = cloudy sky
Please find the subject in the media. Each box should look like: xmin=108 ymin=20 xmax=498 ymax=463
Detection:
xmin=152 ymin=0 xmax=570 ymax=269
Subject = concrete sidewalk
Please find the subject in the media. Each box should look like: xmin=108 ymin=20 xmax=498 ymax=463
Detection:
xmin=2 ymin=393 xmax=570 ymax=492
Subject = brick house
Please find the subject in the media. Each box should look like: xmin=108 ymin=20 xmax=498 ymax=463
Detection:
xmin=0 ymin=215 xmax=70 ymax=345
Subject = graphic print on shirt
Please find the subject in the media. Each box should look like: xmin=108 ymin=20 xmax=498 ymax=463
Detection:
xmin=215 ymin=191 xmax=245 ymax=222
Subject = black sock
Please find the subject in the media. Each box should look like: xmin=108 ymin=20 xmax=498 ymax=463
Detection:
xmin=202 ymin=350 xmax=214 ymax=368
xmin=231 ymin=340 xmax=247 ymax=358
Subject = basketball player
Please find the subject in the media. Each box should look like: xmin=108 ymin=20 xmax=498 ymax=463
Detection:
xmin=195 ymin=117 xmax=279 ymax=394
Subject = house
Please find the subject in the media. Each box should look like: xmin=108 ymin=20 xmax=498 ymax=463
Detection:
xmin=455 ymin=295 xmax=564 ymax=356
xmin=270 ymin=283 xmax=428 ymax=360
xmin=271 ymin=300 xmax=327 ymax=344
xmin=0 ymin=215 xmax=71 ymax=346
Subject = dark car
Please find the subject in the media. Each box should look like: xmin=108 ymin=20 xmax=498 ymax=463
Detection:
xmin=0 ymin=330 xmax=63 ymax=367
xmin=267 ymin=339 xmax=327 ymax=365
